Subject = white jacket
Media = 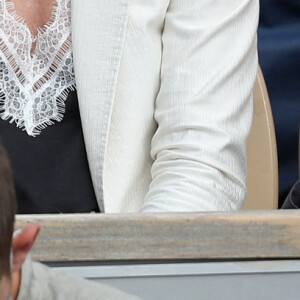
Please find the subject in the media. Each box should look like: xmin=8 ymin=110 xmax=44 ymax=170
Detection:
xmin=72 ymin=0 xmax=259 ymax=213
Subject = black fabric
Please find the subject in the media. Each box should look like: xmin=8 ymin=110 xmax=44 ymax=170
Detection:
xmin=0 ymin=89 xmax=100 ymax=214
xmin=258 ymin=0 xmax=300 ymax=207
xmin=282 ymin=179 xmax=300 ymax=209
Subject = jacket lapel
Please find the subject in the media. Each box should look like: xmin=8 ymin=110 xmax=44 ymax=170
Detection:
xmin=71 ymin=0 xmax=129 ymax=211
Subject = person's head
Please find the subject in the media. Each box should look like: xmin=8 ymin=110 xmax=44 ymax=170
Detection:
xmin=0 ymin=142 xmax=17 ymax=299
xmin=0 ymin=143 xmax=39 ymax=300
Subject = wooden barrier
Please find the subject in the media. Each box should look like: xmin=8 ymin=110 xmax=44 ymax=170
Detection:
xmin=16 ymin=211 xmax=300 ymax=300
xmin=16 ymin=211 xmax=300 ymax=262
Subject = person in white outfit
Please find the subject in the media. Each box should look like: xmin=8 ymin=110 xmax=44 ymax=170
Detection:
xmin=0 ymin=0 xmax=259 ymax=214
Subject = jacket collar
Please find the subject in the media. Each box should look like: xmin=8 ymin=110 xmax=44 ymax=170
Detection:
xmin=71 ymin=0 xmax=129 ymax=210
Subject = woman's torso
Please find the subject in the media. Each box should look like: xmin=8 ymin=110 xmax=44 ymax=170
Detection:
xmin=0 ymin=0 xmax=99 ymax=213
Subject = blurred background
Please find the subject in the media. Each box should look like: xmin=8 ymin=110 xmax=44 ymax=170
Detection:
xmin=258 ymin=0 xmax=300 ymax=207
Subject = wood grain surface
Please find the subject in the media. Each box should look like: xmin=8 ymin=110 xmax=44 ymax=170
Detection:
xmin=16 ymin=211 xmax=300 ymax=262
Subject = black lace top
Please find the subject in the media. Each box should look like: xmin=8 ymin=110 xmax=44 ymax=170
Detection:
xmin=0 ymin=89 xmax=100 ymax=214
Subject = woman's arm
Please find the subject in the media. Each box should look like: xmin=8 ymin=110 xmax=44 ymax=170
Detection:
xmin=142 ymin=0 xmax=259 ymax=212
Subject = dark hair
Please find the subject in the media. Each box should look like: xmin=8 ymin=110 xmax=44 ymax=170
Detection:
xmin=0 ymin=142 xmax=17 ymax=278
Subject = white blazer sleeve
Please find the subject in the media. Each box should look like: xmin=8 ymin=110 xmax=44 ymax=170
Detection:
xmin=142 ymin=0 xmax=259 ymax=212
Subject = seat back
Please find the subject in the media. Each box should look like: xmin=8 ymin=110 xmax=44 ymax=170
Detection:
xmin=243 ymin=67 xmax=278 ymax=210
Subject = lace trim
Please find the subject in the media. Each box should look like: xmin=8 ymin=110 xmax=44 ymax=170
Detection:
xmin=0 ymin=0 xmax=75 ymax=136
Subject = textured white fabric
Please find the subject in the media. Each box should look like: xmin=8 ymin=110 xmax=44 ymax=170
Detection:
xmin=0 ymin=0 xmax=75 ymax=136
xmin=72 ymin=0 xmax=259 ymax=213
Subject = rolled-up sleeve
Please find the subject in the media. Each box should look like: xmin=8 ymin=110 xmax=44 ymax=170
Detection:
xmin=142 ymin=0 xmax=259 ymax=212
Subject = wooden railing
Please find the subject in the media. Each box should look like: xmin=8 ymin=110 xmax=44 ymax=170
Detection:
xmin=16 ymin=211 xmax=300 ymax=263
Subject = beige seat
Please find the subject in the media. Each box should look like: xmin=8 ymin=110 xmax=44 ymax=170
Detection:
xmin=243 ymin=67 xmax=278 ymax=210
